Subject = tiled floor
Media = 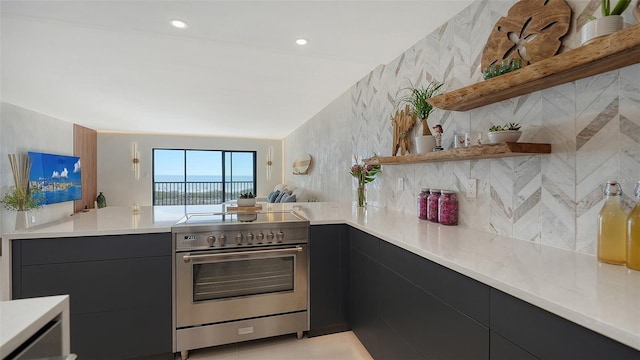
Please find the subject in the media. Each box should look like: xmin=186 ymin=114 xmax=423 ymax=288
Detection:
xmin=178 ymin=331 xmax=372 ymax=360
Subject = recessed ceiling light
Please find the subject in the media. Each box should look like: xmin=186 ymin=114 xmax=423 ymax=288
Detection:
xmin=296 ymin=38 xmax=308 ymax=46
xmin=170 ymin=20 xmax=188 ymax=29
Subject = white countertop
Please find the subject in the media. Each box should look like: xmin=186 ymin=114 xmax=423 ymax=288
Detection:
xmin=2 ymin=203 xmax=639 ymax=351
xmin=0 ymin=295 xmax=70 ymax=357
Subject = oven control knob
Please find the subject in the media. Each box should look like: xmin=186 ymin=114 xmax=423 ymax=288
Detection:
xmin=247 ymin=233 xmax=254 ymax=244
xmin=236 ymin=233 xmax=243 ymax=245
xmin=267 ymin=231 xmax=275 ymax=243
xmin=206 ymin=235 xmax=216 ymax=247
xmin=276 ymin=231 xmax=284 ymax=242
xmin=256 ymin=232 xmax=264 ymax=243
xmin=219 ymin=233 xmax=227 ymax=246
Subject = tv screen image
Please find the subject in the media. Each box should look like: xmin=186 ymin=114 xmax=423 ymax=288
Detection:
xmin=28 ymin=151 xmax=82 ymax=205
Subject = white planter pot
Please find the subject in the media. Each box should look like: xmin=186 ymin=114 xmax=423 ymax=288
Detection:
xmin=415 ymin=135 xmax=436 ymax=153
xmin=581 ymin=15 xmax=623 ymax=46
xmin=237 ymin=198 xmax=256 ymax=207
xmin=487 ymin=130 xmax=522 ymax=144
xmin=15 ymin=210 xmax=29 ymax=231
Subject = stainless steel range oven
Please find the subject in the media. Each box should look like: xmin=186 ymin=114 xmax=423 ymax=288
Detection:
xmin=171 ymin=211 xmax=310 ymax=360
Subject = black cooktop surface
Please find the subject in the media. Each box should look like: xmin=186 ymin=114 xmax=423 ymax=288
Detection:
xmin=173 ymin=211 xmax=304 ymax=226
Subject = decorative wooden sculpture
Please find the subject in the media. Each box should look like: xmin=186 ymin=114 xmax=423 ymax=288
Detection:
xmin=392 ymin=104 xmax=417 ymax=156
xmin=481 ymin=0 xmax=571 ymax=71
xmin=292 ymin=154 xmax=311 ymax=175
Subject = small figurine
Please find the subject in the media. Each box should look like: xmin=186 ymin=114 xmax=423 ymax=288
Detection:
xmin=432 ymin=124 xmax=443 ymax=151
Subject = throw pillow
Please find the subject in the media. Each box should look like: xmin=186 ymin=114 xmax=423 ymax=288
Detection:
xmin=281 ymin=194 xmax=297 ymax=203
xmin=274 ymin=191 xmax=287 ymax=203
xmin=268 ymin=190 xmax=280 ymax=203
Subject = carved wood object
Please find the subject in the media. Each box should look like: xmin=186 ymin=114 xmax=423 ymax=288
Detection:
xmin=429 ymin=23 xmax=640 ymax=111
xmin=392 ymin=104 xmax=417 ymax=156
xmin=481 ymin=0 xmax=571 ymax=71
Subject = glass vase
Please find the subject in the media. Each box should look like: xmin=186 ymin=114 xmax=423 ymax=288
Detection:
xmin=357 ymin=183 xmax=366 ymax=207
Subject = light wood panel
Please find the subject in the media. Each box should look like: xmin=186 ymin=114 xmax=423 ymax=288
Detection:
xmin=363 ymin=142 xmax=551 ymax=165
xmin=429 ymin=23 xmax=640 ymax=111
xmin=73 ymin=124 xmax=97 ymax=212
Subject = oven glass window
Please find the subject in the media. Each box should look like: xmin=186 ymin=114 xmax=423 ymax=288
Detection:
xmin=193 ymin=256 xmax=294 ymax=301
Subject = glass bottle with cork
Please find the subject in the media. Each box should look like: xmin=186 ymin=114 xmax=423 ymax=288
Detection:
xmin=626 ymin=182 xmax=640 ymax=271
xmin=597 ymin=181 xmax=626 ymax=265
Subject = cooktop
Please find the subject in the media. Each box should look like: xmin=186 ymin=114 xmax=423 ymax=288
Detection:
xmin=173 ymin=211 xmax=305 ymax=227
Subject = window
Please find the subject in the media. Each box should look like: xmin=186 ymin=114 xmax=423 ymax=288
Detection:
xmin=153 ymin=149 xmax=256 ymax=205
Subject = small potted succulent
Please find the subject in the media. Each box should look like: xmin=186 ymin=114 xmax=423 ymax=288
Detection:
xmin=487 ymin=123 xmax=522 ymax=143
xmin=237 ymin=192 xmax=256 ymax=207
xmin=581 ymin=0 xmax=632 ymax=45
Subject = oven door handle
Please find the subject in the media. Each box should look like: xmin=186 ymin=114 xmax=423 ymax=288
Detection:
xmin=182 ymin=246 xmax=303 ymax=263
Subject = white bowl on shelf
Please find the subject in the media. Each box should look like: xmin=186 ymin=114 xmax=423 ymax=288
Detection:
xmin=487 ymin=130 xmax=522 ymax=144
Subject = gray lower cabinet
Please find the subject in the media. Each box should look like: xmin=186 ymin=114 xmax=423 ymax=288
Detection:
xmin=11 ymin=233 xmax=172 ymax=360
xmin=349 ymin=228 xmax=490 ymax=360
xmin=309 ymin=225 xmax=350 ymax=337
xmin=490 ymin=331 xmax=538 ymax=360
xmin=349 ymin=228 xmax=380 ymax=357
xmin=347 ymin=227 xmax=640 ymax=360
xmin=491 ymin=288 xmax=640 ymax=360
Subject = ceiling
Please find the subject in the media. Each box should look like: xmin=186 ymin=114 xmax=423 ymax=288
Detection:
xmin=1 ymin=1 xmax=472 ymax=139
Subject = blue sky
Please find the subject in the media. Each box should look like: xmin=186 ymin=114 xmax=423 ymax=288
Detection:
xmin=154 ymin=149 xmax=254 ymax=178
xmin=29 ymin=152 xmax=82 ymax=183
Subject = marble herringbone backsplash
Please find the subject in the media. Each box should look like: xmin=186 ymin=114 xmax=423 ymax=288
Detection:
xmin=285 ymin=0 xmax=640 ymax=255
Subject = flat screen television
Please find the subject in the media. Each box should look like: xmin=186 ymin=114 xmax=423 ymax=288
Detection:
xmin=28 ymin=151 xmax=82 ymax=205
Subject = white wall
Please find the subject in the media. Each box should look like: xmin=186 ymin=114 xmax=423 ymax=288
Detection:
xmin=97 ymin=132 xmax=283 ymax=207
xmin=284 ymin=89 xmax=351 ymax=202
xmin=0 ymin=103 xmax=75 ymax=233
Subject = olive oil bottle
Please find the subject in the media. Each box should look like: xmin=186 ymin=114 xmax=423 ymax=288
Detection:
xmin=597 ymin=181 xmax=627 ymax=265
xmin=626 ymin=182 xmax=640 ymax=271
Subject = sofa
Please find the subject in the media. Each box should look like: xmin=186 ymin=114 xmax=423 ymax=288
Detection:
xmin=266 ymin=184 xmax=313 ymax=203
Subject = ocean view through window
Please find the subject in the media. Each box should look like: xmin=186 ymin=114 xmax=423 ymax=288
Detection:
xmin=153 ymin=149 xmax=256 ymax=205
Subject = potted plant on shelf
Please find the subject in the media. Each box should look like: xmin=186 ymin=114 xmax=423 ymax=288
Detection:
xmin=401 ymin=80 xmax=444 ymax=153
xmin=487 ymin=123 xmax=522 ymax=143
xmin=581 ymin=0 xmax=632 ymax=45
xmin=237 ymin=192 xmax=256 ymax=207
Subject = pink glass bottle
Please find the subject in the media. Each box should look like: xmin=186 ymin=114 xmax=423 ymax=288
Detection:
xmin=438 ymin=190 xmax=458 ymax=225
xmin=418 ymin=188 xmax=429 ymax=220
xmin=427 ymin=189 xmax=441 ymax=223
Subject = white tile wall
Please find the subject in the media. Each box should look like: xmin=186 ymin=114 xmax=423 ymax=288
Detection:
xmin=284 ymin=0 xmax=640 ymax=256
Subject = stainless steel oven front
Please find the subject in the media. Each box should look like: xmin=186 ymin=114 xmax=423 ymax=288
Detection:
xmin=172 ymin=212 xmax=309 ymax=360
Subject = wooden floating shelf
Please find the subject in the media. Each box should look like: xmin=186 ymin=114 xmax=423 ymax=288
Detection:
xmin=364 ymin=142 xmax=551 ymax=165
xmin=428 ymin=23 xmax=640 ymax=111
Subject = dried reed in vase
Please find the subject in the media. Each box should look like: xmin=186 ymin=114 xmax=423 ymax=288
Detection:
xmin=8 ymin=153 xmax=32 ymax=190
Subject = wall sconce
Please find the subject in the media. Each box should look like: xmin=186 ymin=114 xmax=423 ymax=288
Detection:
xmin=132 ymin=141 xmax=140 ymax=180
xmin=266 ymin=146 xmax=273 ymax=180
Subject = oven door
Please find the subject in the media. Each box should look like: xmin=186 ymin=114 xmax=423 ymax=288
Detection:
xmin=175 ymin=245 xmax=308 ymax=328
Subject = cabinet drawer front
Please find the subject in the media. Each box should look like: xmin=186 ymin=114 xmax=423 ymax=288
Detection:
xmin=20 ymin=256 xmax=171 ymax=314
xmin=490 ymin=289 xmax=640 ymax=359
xmin=379 ymin=266 xmax=489 ymax=360
xmin=20 ymin=233 xmax=171 ymax=265
xmin=490 ymin=331 xmax=538 ymax=360
xmin=349 ymin=227 xmax=378 ymax=260
xmin=72 ymin=306 xmax=171 ymax=360
xmin=349 ymin=246 xmax=379 ymax=356
xmin=379 ymin=240 xmax=490 ymax=325
xmin=309 ymin=225 xmax=349 ymax=335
